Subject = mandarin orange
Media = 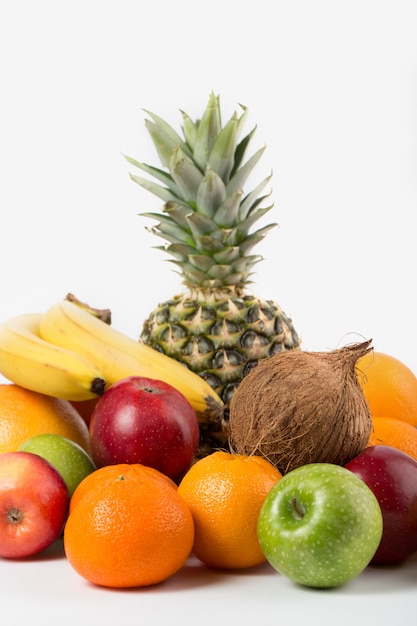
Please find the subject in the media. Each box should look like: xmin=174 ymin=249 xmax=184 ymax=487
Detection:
xmin=367 ymin=416 xmax=417 ymax=462
xmin=177 ymin=450 xmax=282 ymax=570
xmin=0 ymin=384 xmax=90 ymax=453
xmin=69 ymin=462 xmax=177 ymax=513
xmin=64 ymin=463 xmax=194 ymax=588
xmin=357 ymin=351 xmax=417 ymax=427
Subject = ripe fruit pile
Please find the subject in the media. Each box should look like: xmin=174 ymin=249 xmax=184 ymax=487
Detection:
xmin=0 ymin=341 xmax=416 ymax=589
xmin=0 ymin=95 xmax=417 ymax=590
xmin=0 ymin=297 xmax=417 ymax=589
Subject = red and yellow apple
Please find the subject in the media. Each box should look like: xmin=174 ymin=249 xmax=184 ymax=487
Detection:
xmin=0 ymin=451 xmax=69 ymax=558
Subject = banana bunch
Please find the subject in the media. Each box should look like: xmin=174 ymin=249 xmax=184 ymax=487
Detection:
xmin=0 ymin=313 xmax=106 ymax=400
xmin=0 ymin=298 xmax=224 ymax=424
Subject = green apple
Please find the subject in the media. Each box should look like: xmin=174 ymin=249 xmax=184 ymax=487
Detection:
xmin=19 ymin=434 xmax=96 ymax=498
xmin=257 ymin=463 xmax=383 ymax=588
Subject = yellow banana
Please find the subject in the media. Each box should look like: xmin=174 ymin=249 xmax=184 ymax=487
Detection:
xmin=39 ymin=299 xmax=224 ymax=424
xmin=0 ymin=313 xmax=106 ymax=401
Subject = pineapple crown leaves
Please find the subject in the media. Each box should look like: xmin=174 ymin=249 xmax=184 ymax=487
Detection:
xmin=125 ymin=92 xmax=277 ymax=290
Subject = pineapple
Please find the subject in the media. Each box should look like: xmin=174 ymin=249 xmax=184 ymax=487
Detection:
xmin=126 ymin=93 xmax=300 ymax=456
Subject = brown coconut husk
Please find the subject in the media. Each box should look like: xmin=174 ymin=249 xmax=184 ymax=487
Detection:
xmin=228 ymin=339 xmax=373 ymax=474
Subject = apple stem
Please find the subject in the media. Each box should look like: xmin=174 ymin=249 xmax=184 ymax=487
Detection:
xmin=291 ymin=497 xmax=305 ymax=520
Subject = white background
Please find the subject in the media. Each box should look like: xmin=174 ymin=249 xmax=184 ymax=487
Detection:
xmin=0 ymin=1 xmax=416 ymax=623
xmin=1 ymin=0 xmax=416 ymax=373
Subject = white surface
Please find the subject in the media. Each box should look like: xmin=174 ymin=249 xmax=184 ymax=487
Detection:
xmin=0 ymin=1 xmax=417 ymax=623
xmin=1 ymin=541 xmax=416 ymax=626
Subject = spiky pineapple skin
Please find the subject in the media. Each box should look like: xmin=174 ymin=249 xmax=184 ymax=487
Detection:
xmin=140 ymin=289 xmax=301 ymax=405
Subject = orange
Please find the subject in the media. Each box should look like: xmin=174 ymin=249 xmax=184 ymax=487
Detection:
xmin=177 ymin=450 xmax=282 ymax=570
xmin=367 ymin=416 xmax=417 ymax=462
xmin=63 ymin=463 xmax=194 ymax=588
xmin=0 ymin=384 xmax=90 ymax=453
xmin=356 ymin=351 xmax=417 ymax=427
xmin=69 ymin=462 xmax=177 ymax=513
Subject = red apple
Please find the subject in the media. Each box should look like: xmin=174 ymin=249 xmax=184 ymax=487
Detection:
xmin=89 ymin=376 xmax=200 ymax=480
xmin=0 ymin=451 xmax=69 ymax=558
xmin=345 ymin=445 xmax=417 ymax=565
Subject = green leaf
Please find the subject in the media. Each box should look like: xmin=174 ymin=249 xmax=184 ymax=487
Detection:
xmin=193 ymin=92 xmax=222 ymax=171
xmin=185 ymin=211 xmax=217 ymax=240
xmin=180 ymin=110 xmax=198 ymax=151
xmin=207 ymin=264 xmax=233 ymax=280
xmin=170 ymin=147 xmax=203 ymax=204
xmin=141 ymin=213 xmax=194 ymax=246
xmin=165 ymin=242 xmax=197 ymax=258
xmin=238 ymin=174 xmax=273 ymax=220
xmin=239 ymin=224 xmax=276 ymax=254
xmin=238 ymin=205 xmax=275 ymax=236
xmin=129 ymin=173 xmax=178 ymax=203
xmin=231 ymin=123 xmax=255 ymax=176
xmin=208 ymin=113 xmax=239 ymax=182
xmin=196 ymin=168 xmax=227 ymax=218
xmin=164 ymin=201 xmax=194 ymax=230
xmin=214 ymin=189 xmax=243 ymax=228
xmin=196 ymin=234 xmax=225 ymax=253
xmin=124 ymin=155 xmax=181 ymax=196
xmin=169 ymin=260 xmax=209 ymax=285
xmin=227 ymin=148 xmax=267 ymax=197
xmin=187 ymin=254 xmax=215 ymax=272
xmin=212 ymin=246 xmax=240 ymax=264
xmin=144 ymin=110 xmax=192 ymax=165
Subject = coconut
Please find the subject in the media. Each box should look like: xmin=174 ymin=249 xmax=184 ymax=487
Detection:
xmin=228 ymin=340 xmax=373 ymax=474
